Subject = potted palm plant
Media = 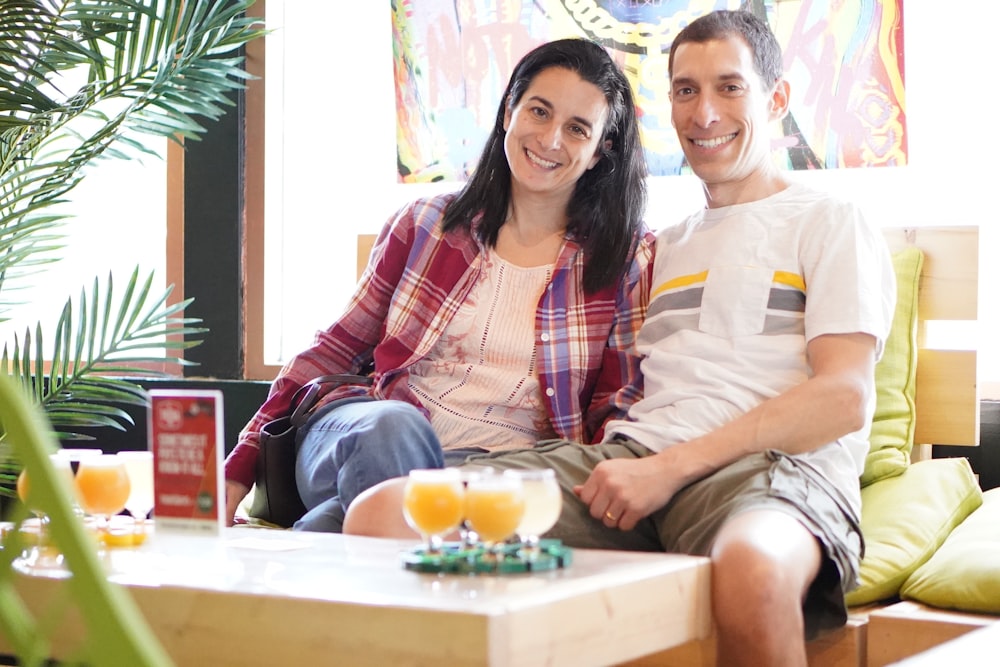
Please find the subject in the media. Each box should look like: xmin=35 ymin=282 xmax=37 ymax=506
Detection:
xmin=0 ymin=0 xmax=266 ymax=501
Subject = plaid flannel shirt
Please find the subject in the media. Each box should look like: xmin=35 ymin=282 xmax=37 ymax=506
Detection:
xmin=226 ymin=193 xmax=653 ymax=488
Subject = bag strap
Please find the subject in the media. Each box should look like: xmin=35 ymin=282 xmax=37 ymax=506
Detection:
xmin=288 ymin=373 xmax=374 ymax=427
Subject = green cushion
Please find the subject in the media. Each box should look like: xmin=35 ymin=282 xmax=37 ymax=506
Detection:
xmin=862 ymin=247 xmax=923 ymax=487
xmin=846 ymin=457 xmax=983 ymax=606
xmin=901 ymin=487 xmax=1000 ymax=613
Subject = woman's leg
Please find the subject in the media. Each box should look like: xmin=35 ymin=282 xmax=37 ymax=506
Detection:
xmin=293 ymin=399 xmax=442 ymax=532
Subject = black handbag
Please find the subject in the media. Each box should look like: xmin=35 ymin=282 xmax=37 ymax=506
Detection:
xmin=248 ymin=373 xmax=373 ymax=527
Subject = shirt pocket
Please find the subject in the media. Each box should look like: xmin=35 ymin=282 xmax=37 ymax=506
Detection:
xmin=698 ymin=265 xmax=772 ymax=338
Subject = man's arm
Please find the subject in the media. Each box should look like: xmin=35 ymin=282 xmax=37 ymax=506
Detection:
xmin=575 ymin=331 xmax=878 ymax=530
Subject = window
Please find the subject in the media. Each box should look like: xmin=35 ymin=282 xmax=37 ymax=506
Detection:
xmin=244 ymin=0 xmax=450 ymax=379
xmin=0 ymin=141 xmax=172 ymax=364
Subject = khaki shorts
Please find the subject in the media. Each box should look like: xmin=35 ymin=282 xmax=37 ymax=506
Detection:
xmin=460 ymin=439 xmax=863 ymax=639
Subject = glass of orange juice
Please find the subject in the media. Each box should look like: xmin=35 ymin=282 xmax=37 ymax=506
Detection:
xmin=16 ymin=455 xmax=76 ymax=526
xmin=464 ymin=473 xmax=525 ymax=560
xmin=15 ymin=456 xmax=75 ymax=573
xmin=75 ymin=454 xmax=131 ymax=535
xmin=402 ymin=468 xmax=465 ymax=555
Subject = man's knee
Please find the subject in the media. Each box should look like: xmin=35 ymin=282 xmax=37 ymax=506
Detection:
xmin=710 ymin=510 xmax=821 ymax=606
xmin=343 ymin=476 xmax=413 ymax=538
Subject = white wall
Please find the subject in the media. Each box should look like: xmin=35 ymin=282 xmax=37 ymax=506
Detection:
xmin=266 ymin=2 xmax=1000 ymax=395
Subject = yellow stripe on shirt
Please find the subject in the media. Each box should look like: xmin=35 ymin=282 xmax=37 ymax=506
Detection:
xmin=652 ymin=270 xmax=709 ymax=299
xmin=773 ymin=270 xmax=805 ymax=291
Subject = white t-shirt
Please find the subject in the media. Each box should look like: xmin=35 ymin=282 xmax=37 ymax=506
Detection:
xmin=607 ymin=183 xmax=896 ymax=487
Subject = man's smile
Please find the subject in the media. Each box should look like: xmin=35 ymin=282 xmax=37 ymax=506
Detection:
xmin=692 ymin=132 xmax=737 ymax=149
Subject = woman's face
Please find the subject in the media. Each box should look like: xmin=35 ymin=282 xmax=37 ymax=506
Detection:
xmin=503 ymin=67 xmax=609 ymax=204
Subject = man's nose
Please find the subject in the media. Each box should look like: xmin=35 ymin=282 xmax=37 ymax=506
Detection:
xmin=694 ymin=94 xmax=721 ymax=127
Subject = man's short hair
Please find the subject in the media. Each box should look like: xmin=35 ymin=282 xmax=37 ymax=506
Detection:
xmin=668 ymin=10 xmax=784 ymax=88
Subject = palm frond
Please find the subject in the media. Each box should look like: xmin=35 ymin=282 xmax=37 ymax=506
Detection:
xmin=0 ymin=267 xmax=207 ymax=441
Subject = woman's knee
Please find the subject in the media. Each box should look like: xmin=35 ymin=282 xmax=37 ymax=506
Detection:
xmin=353 ymin=400 xmax=425 ymax=429
xmin=301 ymin=400 xmax=439 ymax=464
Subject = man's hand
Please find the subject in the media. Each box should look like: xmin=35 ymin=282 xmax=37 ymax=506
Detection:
xmin=573 ymin=454 xmax=682 ymax=531
xmin=225 ymin=480 xmax=251 ymax=527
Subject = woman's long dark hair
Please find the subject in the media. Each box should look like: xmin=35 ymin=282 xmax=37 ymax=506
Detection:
xmin=442 ymin=38 xmax=647 ymax=293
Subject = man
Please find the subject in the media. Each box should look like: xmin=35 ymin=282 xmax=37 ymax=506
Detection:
xmin=345 ymin=10 xmax=895 ymax=666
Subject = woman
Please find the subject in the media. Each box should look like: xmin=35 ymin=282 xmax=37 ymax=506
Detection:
xmin=224 ymin=38 xmax=653 ymax=531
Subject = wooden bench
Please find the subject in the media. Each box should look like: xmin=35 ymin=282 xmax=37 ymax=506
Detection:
xmin=887 ymin=617 xmax=1000 ymax=666
xmin=866 ymin=601 xmax=997 ymax=666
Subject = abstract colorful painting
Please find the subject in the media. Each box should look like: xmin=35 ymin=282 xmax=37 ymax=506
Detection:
xmin=393 ymin=0 xmax=906 ymax=181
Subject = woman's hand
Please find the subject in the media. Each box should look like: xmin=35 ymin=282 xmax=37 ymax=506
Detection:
xmin=225 ymin=479 xmax=251 ymax=526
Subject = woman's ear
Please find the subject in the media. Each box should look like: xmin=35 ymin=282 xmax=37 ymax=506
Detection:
xmin=502 ymin=96 xmax=512 ymax=132
xmin=588 ymin=139 xmax=612 ymax=170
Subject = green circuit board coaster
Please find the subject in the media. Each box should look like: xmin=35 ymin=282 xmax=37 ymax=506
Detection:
xmin=401 ymin=539 xmax=572 ymax=574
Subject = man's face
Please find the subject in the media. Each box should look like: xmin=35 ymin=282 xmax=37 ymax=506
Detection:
xmin=669 ymin=35 xmax=788 ymax=203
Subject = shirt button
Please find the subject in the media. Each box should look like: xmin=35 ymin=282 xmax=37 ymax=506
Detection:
xmin=540 ymin=333 xmax=550 ymax=342
xmin=546 ymin=388 xmax=555 ymax=397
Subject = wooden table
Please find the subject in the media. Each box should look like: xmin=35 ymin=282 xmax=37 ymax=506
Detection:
xmin=4 ymin=526 xmax=711 ymax=666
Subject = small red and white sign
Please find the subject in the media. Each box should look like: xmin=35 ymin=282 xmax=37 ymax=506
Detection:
xmin=148 ymin=389 xmax=225 ymax=534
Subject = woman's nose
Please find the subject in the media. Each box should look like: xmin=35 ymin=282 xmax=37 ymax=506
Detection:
xmin=539 ymin=123 xmax=562 ymax=149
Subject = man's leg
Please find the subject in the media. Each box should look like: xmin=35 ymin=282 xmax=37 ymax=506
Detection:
xmin=346 ymin=439 xmax=663 ymax=552
xmin=294 ymin=399 xmax=442 ymax=532
xmin=710 ymin=509 xmax=821 ymax=667
xmin=343 ymin=476 xmax=415 ymax=537
xmin=655 ymin=451 xmax=862 ymax=666
xmin=342 ymin=447 xmax=482 ymax=539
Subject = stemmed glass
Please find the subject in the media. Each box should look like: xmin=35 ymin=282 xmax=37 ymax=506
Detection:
xmin=402 ymin=468 xmax=466 ymax=556
xmin=52 ymin=448 xmax=104 ymax=517
xmin=464 ymin=473 xmax=525 ymax=562
xmin=457 ymin=468 xmax=494 ymax=549
xmin=15 ymin=455 xmax=75 ymax=571
xmin=503 ymin=468 xmax=562 ymax=558
xmin=118 ymin=450 xmax=154 ymax=539
xmin=75 ymin=454 xmax=131 ymax=541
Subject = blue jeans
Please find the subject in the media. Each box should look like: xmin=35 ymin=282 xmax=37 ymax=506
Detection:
xmin=292 ymin=398 xmax=481 ymax=532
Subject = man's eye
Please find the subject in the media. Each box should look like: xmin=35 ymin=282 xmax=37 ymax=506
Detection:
xmin=673 ymin=87 xmax=694 ymax=98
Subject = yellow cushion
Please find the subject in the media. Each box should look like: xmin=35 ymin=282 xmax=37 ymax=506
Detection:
xmin=846 ymin=458 xmax=983 ymax=606
xmin=862 ymin=247 xmax=923 ymax=487
xmin=900 ymin=487 xmax=1000 ymax=613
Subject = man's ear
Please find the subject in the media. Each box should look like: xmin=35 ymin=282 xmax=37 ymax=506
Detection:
xmin=769 ymin=79 xmax=791 ymax=120
xmin=587 ymin=138 xmax=612 ymax=170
